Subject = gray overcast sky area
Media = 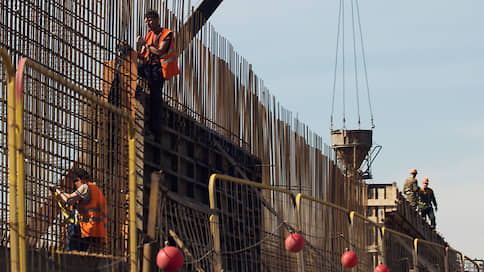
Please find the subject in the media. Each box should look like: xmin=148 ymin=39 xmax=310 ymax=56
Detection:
xmin=208 ymin=0 xmax=484 ymax=259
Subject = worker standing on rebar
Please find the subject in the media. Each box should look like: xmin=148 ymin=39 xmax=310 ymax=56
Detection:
xmin=49 ymin=168 xmax=107 ymax=252
xmin=403 ymin=169 xmax=419 ymax=209
xmin=418 ymin=178 xmax=438 ymax=229
xmin=136 ymin=9 xmax=180 ymax=140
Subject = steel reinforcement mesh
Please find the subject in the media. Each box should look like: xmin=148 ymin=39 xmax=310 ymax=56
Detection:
xmin=298 ymin=198 xmax=350 ymax=271
xmin=158 ymin=193 xmax=215 ymax=271
xmin=19 ymin=63 xmax=130 ymax=262
xmin=212 ymin=180 xmax=298 ymax=271
xmin=0 ymin=51 xmax=10 ymax=268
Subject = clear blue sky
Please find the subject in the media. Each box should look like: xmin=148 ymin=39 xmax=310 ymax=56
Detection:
xmin=208 ymin=0 xmax=484 ymax=259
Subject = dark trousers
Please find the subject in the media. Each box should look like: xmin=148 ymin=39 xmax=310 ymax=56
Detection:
xmin=67 ymin=228 xmax=100 ymax=252
xmin=138 ymin=63 xmax=164 ymax=137
xmin=66 ymin=223 xmax=82 ymax=251
xmin=420 ymin=206 xmax=436 ymax=228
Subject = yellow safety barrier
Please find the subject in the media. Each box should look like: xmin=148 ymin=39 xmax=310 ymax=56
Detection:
xmin=207 ymin=174 xmax=478 ymax=272
xmin=209 ymin=173 xmax=300 ymax=272
xmin=14 ymin=57 xmax=137 ymax=272
xmin=1 ymin=48 xmax=23 ymax=272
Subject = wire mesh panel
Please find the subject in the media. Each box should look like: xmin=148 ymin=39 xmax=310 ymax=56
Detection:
xmin=416 ymin=240 xmax=445 ymax=272
xmin=209 ymin=174 xmax=298 ymax=272
xmin=463 ymin=257 xmax=480 ymax=272
xmin=451 ymin=249 xmax=465 ymax=272
xmin=384 ymin=230 xmax=414 ymax=272
xmin=0 ymin=50 xmax=12 ymax=271
xmin=157 ymin=193 xmax=215 ymax=271
xmin=297 ymin=196 xmax=349 ymax=271
xmin=16 ymin=59 xmax=133 ymax=271
xmin=350 ymin=214 xmax=380 ymax=271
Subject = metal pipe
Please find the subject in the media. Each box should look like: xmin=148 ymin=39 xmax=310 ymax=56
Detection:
xmin=128 ymin=119 xmax=137 ymax=272
xmin=15 ymin=57 xmax=26 ymax=272
xmin=2 ymin=47 xmax=19 ymax=272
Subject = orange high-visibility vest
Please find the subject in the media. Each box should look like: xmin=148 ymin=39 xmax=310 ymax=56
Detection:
xmin=144 ymin=29 xmax=180 ymax=80
xmin=78 ymin=182 xmax=107 ymax=242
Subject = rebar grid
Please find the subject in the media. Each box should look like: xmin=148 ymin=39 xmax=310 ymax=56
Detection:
xmin=159 ymin=193 xmax=215 ymax=271
xmin=19 ymin=64 xmax=130 ymax=259
xmin=0 ymin=56 xmax=8 ymax=247
xmin=212 ymin=179 xmax=298 ymax=271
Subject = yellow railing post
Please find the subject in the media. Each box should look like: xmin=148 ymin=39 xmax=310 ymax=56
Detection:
xmin=128 ymin=119 xmax=137 ymax=272
xmin=208 ymin=174 xmax=223 ymax=272
xmin=348 ymin=211 xmax=356 ymax=271
xmin=414 ymin=238 xmax=419 ymax=272
xmin=380 ymin=227 xmax=386 ymax=266
xmin=348 ymin=211 xmax=355 ymax=252
xmin=2 ymin=47 xmax=20 ymax=272
xmin=295 ymin=194 xmax=304 ymax=272
xmin=15 ymin=58 xmax=27 ymax=272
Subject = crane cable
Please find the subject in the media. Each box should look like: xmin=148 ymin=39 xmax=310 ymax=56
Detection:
xmin=355 ymin=0 xmax=375 ymax=128
xmin=330 ymin=0 xmax=344 ymax=130
xmin=330 ymin=0 xmax=375 ymax=130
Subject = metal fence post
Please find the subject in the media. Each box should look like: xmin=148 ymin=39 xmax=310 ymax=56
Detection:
xmin=2 ymin=47 xmax=20 ymax=272
xmin=413 ymin=238 xmax=419 ymax=272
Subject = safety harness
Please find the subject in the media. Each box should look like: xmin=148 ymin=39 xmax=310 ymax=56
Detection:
xmin=54 ymin=192 xmax=79 ymax=226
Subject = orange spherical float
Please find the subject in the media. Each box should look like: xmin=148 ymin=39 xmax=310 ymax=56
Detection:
xmin=374 ymin=264 xmax=390 ymax=272
xmin=156 ymin=246 xmax=184 ymax=272
xmin=285 ymin=233 xmax=305 ymax=253
xmin=341 ymin=251 xmax=358 ymax=268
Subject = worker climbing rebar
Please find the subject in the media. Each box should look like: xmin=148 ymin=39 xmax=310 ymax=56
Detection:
xmin=49 ymin=168 xmax=107 ymax=252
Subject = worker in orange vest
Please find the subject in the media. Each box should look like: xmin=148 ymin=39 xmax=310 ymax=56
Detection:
xmin=50 ymin=168 xmax=107 ymax=252
xmin=136 ymin=9 xmax=180 ymax=140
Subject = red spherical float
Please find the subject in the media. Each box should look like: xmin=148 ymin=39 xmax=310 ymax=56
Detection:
xmin=374 ymin=264 xmax=390 ymax=272
xmin=285 ymin=233 xmax=305 ymax=253
xmin=341 ymin=251 xmax=358 ymax=268
xmin=156 ymin=246 xmax=184 ymax=272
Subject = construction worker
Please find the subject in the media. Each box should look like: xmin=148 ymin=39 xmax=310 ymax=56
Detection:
xmin=49 ymin=168 xmax=107 ymax=252
xmin=136 ymin=9 xmax=180 ymax=140
xmin=418 ymin=178 xmax=438 ymax=229
xmin=403 ymin=169 xmax=419 ymax=208
xmin=50 ymin=185 xmax=81 ymax=251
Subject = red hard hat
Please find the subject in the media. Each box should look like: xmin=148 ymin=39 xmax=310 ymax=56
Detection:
xmin=410 ymin=169 xmax=417 ymax=174
xmin=422 ymin=178 xmax=429 ymax=183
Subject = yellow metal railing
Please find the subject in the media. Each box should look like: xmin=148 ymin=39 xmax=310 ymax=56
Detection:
xmin=209 ymin=173 xmax=300 ymax=272
xmin=208 ymin=173 xmax=478 ymax=271
xmin=13 ymin=57 xmax=137 ymax=272
xmin=2 ymin=47 xmax=22 ymax=272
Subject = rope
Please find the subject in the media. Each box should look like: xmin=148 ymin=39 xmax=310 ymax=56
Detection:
xmin=220 ymin=222 xmax=285 ymax=255
xmin=184 ymin=249 xmax=214 ymax=264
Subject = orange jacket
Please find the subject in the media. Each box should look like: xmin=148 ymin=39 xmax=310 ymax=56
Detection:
xmin=143 ymin=29 xmax=180 ymax=80
xmin=78 ymin=182 xmax=107 ymax=242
